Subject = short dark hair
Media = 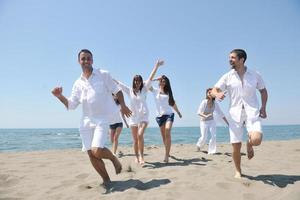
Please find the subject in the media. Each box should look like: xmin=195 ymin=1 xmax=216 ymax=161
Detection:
xmin=78 ymin=49 xmax=93 ymax=60
xmin=230 ymin=49 xmax=247 ymax=63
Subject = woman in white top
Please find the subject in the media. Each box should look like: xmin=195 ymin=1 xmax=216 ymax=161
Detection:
xmin=109 ymin=94 xmax=129 ymax=156
xmin=115 ymin=60 xmax=164 ymax=164
xmin=196 ymin=88 xmax=229 ymax=154
xmin=150 ymin=75 xmax=182 ymax=163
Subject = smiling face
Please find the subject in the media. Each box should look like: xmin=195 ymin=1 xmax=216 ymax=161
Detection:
xmin=229 ymin=52 xmax=243 ymax=69
xmin=78 ymin=52 xmax=93 ymax=70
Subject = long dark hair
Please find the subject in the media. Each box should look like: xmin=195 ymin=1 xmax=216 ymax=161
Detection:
xmin=160 ymin=75 xmax=175 ymax=106
xmin=132 ymin=75 xmax=144 ymax=96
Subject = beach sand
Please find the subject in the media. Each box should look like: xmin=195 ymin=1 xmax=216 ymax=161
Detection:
xmin=1 ymin=140 xmax=300 ymax=200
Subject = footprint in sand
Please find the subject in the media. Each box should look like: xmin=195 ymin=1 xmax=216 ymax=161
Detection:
xmin=216 ymin=182 xmax=232 ymax=190
xmin=75 ymin=173 xmax=89 ymax=179
xmin=0 ymin=174 xmax=20 ymax=187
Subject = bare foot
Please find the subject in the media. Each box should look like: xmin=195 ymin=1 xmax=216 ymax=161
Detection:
xmin=163 ymin=155 xmax=169 ymax=163
xmin=113 ymin=157 xmax=122 ymax=174
xmin=247 ymin=141 xmax=254 ymax=160
xmin=139 ymin=156 xmax=145 ymax=165
xmin=234 ymin=171 xmax=242 ymax=179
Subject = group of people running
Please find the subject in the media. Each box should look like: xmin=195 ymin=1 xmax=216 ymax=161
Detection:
xmin=109 ymin=59 xmax=181 ymax=165
xmin=52 ymin=48 xmax=268 ymax=187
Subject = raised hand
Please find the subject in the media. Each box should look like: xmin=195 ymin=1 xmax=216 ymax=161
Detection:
xmin=52 ymin=87 xmax=63 ymax=97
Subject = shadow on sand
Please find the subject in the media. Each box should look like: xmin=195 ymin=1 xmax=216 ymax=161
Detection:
xmin=243 ymin=174 xmax=300 ymax=188
xmin=142 ymin=155 xmax=211 ymax=169
xmin=101 ymin=178 xmax=171 ymax=194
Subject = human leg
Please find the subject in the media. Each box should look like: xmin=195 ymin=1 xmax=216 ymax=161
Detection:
xmin=137 ymin=122 xmax=148 ymax=164
xmin=232 ymin=142 xmax=242 ymax=178
xmin=113 ymin=126 xmax=123 ymax=155
xmin=208 ymin=121 xmax=217 ymax=154
xmin=228 ymin=117 xmax=244 ymax=178
xmin=109 ymin=128 xmax=116 ymax=154
xmin=131 ymin=126 xmax=139 ymax=163
xmin=91 ymin=124 xmax=122 ymax=174
xmin=164 ymin=121 xmax=173 ymax=163
xmin=197 ymin=121 xmax=208 ymax=151
xmin=87 ymin=150 xmax=111 ymax=183
xmin=246 ymin=119 xmax=263 ymax=159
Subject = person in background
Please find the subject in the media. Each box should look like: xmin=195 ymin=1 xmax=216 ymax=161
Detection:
xmin=196 ymin=88 xmax=229 ymax=154
xmin=150 ymin=74 xmax=182 ymax=163
xmin=109 ymin=94 xmax=129 ymax=157
xmin=114 ymin=60 xmax=164 ymax=164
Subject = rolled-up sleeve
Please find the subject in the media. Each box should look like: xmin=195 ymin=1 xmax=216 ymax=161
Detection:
xmin=68 ymin=82 xmax=81 ymax=110
xmin=255 ymin=71 xmax=265 ymax=90
xmin=215 ymin=73 xmax=228 ymax=92
xmin=214 ymin=102 xmax=225 ymax=118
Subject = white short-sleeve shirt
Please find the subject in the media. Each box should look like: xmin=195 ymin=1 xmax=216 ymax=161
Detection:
xmin=151 ymin=87 xmax=173 ymax=117
xmin=214 ymin=68 xmax=265 ymax=122
xmin=68 ymin=69 xmax=120 ymax=127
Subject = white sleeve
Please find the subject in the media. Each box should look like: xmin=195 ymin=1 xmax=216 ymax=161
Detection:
xmin=68 ymin=81 xmax=81 ymax=110
xmin=197 ymin=100 xmax=206 ymax=115
xmin=116 ymin=81 xmax=131 ymax=95
xmin=213 ymin=102 xmax=225 ymax=118
xmin=103 ymin=71 xmax=121 ymax=95
xmin=255 ymin=71 xmax=265 ymax=90
xmin=214 ymin=73 xmax=228 ymax=92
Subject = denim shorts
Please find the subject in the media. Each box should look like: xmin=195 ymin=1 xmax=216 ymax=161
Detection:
xmin=109 ymin=122 xmax=123 ymax=130
xmin=156 ymin=113 xmax=175 ymax=127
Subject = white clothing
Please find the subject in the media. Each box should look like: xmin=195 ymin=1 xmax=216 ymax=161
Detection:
xmin=197 ymin=99 xmax=225 ymax=121
xmin=68 ymin=69 xmax=120 ymax=150
xmin=151 ymin=87 xmax=173 ymax=117
xmin=110 ymin=105 xmax=123 ymax=125
xmin=117 ymin=79 xmax=151 ymax=126
xmin=214 ymin=68 xmax=265 ymax=123
xmin=229 ymin=109 xmax=262 ymax=143
xmin=79 ymin=123 xmax=109 ymax=151
xmin=196 ymin=120 xmax=217 ymax=154
xmin=68 ymin=69 xmax=120 ymax=127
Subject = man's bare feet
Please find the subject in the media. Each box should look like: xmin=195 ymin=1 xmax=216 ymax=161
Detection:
xmin=247 ymin=141 xmax=254 ymax=160
xmin=112 ymin=157 xmax=122 ymax=174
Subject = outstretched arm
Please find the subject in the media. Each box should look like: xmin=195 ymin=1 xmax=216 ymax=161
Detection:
xmin=259 ymin=88 xmax=268 ymax=118
xmin=211 ymin=87 xmax=226 ymax=101
xmin=148 ymin=59 xmax=164 ymax=81
xmin=52 ymin=87 xmax=69 ymax=109
xmin=115 ymin=90 xmax=132 ymax=118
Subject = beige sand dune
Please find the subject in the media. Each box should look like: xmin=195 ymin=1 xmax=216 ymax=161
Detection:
xmin=1 ymin=140 xmax=300 ymax=200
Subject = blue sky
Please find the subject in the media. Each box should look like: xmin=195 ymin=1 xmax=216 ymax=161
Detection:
xmin=0 ymin=0 xmax=299 ymax=128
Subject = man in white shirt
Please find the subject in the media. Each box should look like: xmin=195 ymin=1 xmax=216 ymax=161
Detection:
xmin=211 ymin=49 xmax=268 ymax=178
xmin=52 ymin=49 xmax=132 ymax=187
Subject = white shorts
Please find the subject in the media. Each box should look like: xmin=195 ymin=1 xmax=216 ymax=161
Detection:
xmin=128 ymin=114 xmax=149 ymax=127
xmin=79 ymin=123 xmax=109 ymax=151
xmin=229 ymin=109 xmax=262 ymax=143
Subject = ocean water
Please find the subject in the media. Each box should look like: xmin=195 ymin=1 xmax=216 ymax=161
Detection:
xmin=1 ymin=125 xmax=300 ymax=152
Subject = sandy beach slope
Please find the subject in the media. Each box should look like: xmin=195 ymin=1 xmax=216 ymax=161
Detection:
xmin=1 ymin=140 xmax=300 ymax=200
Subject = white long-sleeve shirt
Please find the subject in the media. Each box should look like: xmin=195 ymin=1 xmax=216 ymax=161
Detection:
xmin=68 ymin=69 xmax=120 ymax=127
